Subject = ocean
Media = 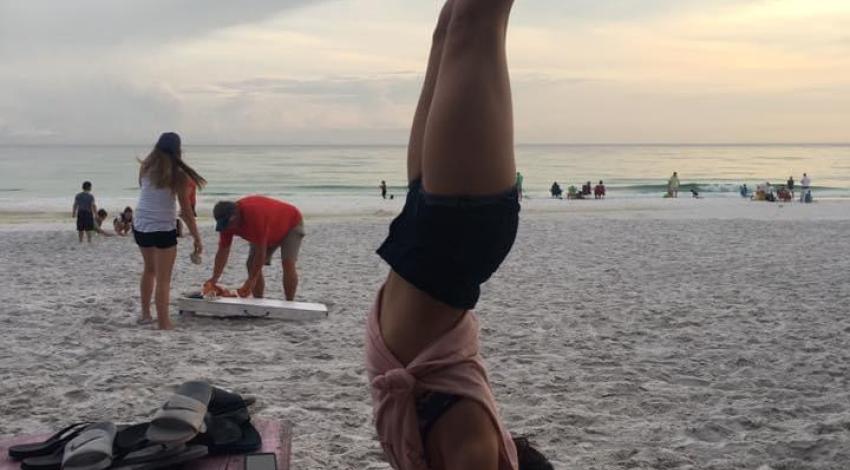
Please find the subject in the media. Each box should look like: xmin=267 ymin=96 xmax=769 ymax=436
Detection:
xmin=0 ymin=144 xmax=847 ymax=217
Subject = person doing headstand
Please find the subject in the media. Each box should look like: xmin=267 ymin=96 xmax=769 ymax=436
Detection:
xmin=365 ymin=1 xmax=551 ymax=469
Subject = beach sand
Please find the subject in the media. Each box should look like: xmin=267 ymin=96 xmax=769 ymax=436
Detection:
xmin=2 ymin=199 xmax=850 ymax=469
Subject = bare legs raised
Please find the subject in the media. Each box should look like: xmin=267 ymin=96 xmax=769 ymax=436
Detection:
xmin=379 ymin=0 xmax=516 ymax=468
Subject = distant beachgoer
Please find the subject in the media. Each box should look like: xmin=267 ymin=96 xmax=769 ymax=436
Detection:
xmin=134 ymin=132 xmax=205 ymax=330
xmin=668 ymin=172 xmax=680 ymax=198
xmin=764 ymin=182 xmax=777 ymax=202
xmin=787 ymin=176 xmax=795 ymax=199
xmin=739 ymin=184 xmax=749 ymax=198
xmin=366 ymin=2 xmax=551 ymax=469
xmin=691 ymin=188 xmax=701 ymax=199
xmin=800 ymin=173 xmax=811 ymax=202
xmin=581 ymin=181 xmax=592 ymax=196
xmin=777 ymin=187 xmax=792 ymax=202
xmin=113 ymin=207 xmax=133 ymax=236
xmin=380 ymin=180 xmax=388 ymax=199
xmin=550 ymin=181 xmax=562 ymax=199
xmin=72 ymin=181 xmax=97 ymax=243
xmin=594 ymin=180 xmax=606 ymax=199
xmin=209 ymin=196 xmax=305 ymax=301
xmin=516 ymin=172 xmax=524 ymax=200
xmin=94 ymin=209 xmax=114 ymax=237
xmin=567 ymin=185 xmax=579 ymax=199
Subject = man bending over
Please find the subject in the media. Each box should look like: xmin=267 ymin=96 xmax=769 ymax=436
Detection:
xmin=208 ymin=196 xmax=305 ymax=300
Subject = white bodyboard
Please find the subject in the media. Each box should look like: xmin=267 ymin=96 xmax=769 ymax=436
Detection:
xmin=178 ymin=296 xmax=328 ymax=321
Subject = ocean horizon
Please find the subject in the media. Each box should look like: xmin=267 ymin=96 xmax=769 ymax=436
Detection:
xmin=1 ymin=143 xmax=848 ymax=215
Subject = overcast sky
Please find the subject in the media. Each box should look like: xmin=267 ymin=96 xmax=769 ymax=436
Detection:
xmin=1 ymin=0 xmax=848 ymax=144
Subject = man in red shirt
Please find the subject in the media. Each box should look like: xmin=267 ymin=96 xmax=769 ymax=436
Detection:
xmin=207 ymin=196 xmax=305 ymax=300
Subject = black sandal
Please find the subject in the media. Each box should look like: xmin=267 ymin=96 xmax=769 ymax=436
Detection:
xmin=8 ymin=422 xmax=91 ymax=460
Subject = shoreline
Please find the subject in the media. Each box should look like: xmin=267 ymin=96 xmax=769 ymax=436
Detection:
xmin=2 ymin=197 xmax=849 ymax=231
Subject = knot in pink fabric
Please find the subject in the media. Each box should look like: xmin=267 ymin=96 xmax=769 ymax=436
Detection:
xmin=372 ymin=368 xmax=416 ymax=396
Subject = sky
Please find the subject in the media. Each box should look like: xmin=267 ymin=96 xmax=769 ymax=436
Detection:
xmin=0 ymin=0 xmax=848 ymax=145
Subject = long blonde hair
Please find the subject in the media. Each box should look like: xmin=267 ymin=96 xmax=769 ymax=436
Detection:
xmin=139 ymin=148 xmax=206 ymax=193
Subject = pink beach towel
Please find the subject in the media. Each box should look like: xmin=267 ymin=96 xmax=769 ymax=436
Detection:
xmin=365 ymin=290 xmax=518 ymax=470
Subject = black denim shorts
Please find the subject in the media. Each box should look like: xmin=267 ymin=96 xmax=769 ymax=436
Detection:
xmin=377 ymin=179 xmax=520 ymax=310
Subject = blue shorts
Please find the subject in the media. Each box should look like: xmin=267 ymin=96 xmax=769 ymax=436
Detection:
xmin=377 ymin=179 xmax=520 ymax=309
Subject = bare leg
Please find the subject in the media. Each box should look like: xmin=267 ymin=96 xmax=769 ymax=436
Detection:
xmin=406 ymin=0 xmax=456 ymax=182
xmin=379 ymin=1 xmax=516 ymax=468
xmin=422 ymin=0 xmax=516 ymax=196
xmin=153 ymin=247 xmax=177 ymax=330
xmin=247 ymin=247 xmax=266 ymax=298
xmin=253 ymin=273 xmax=265 ymax=298
xmin=78 ymin=231 xmax=84 ymax=243
xmin=86 ymin=231 xmax=92 ymax=243
xmin=283 ymin=259 xmax=298 ymax=301
xmin=139 ymin=247 xmax=156 ymax=321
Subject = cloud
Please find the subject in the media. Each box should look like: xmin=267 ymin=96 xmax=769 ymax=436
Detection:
xmin=0 ymin=0 xmax=331 ymax=58
xmin=0 ymin=76 xmax=180 ymax=144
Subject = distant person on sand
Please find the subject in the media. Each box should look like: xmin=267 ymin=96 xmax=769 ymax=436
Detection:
xmin=739 ymin=184 xmax=749 ymax=198
xmin=94 ymin=209 xmax=114 ymax=237
xmin=594 ymin=180 xmax=606 ymax=199
xmin=113 ymin=207 xmax=133 ymax=236
xmin=72 ymin=181 xmax=98 ymax=243
xmin=208 ymin=196 xmax=305 ymax=301
xmin=550 ymin=181 xmax=562 ymax=199
xmin=133 ymin=132 xmax=205 ymax=330
xmin=668 ymin=172 xmax=680 ymax=198
xmin=380 ymin=180 xmax=388 ymax=199
xmin=800 ymin=173 xmax=811 ymax=202
xmin=787 ymin=176 xmax=795 ymax=199
xmin=568 ymin=184 xmax=581 ymax=199
xmin=516 ymin=171 xmax=524 ymax=200
xmin=691 ymin=188 xmax=701 ymax=199
xmin=366 ymin=2 xmax=551 ymax=469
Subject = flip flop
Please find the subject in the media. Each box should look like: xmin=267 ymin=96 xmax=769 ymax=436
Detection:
xmin=190 ymin=417 xmax=261 ymax=456
xmin=111 ymin=444 xmax=208 ymax=470
xmin=61 ymin=422 xmax=117 ymax=470
xmin=9 ymin=422 xmax=91 ymax=460
xmin=145 ymin=381 xmax=212 ymax=445
xmin=207 ymin=387 xmax=255 ymax=416
xmin=135 ymin=317 xmax=154 ymax=326
xmin=21 ymin=423 xmax=149 ymax=470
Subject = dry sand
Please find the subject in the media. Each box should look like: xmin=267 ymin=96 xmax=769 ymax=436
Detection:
xmin=2 ymin=199 xmax=850 ymax=469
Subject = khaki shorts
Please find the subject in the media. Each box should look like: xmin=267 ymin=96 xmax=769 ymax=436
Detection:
xmin=248 ymin=221 xmax=306 ymax=266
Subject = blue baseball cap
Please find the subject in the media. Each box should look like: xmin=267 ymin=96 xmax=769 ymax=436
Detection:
xmin=213 ymin=201 xmax=237 ymax=232
xmin=155 ymin=132 xmax=181 ymax=156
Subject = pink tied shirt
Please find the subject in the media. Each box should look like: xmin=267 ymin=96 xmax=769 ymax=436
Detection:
xmin=365 ymin=290 xmax=518 ymax=470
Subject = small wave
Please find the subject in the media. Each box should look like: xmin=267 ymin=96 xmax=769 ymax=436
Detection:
xmin=0 ymin=188 xmax=23 ymax=192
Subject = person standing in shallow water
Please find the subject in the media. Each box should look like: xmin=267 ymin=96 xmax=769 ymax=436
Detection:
xmin=380 ymin=180 xmax=388 ymax=199
xmin=668 ymin=172 xmax=680 ymax=198
xmin=365 ymin=1 xmax=553 ymax=469
xmin=133 ymin=132 xmax=205 ymax=330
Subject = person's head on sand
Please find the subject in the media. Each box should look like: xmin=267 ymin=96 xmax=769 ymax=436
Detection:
xmin=82 ymin=181 xmax=92 ymax=192
xmin=213 ymin=201 xmax=240 ymax=232
xmin=96 ymin=208 xmax=108 ymax=222
xmin=139 ymin=132 xmax=207 ymax=192
xmin=123 ymin=206 xmax=133 ymax=219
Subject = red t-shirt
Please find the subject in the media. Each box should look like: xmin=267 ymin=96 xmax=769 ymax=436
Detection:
xmin=219 ymin=196 xmax=302 ymax=249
